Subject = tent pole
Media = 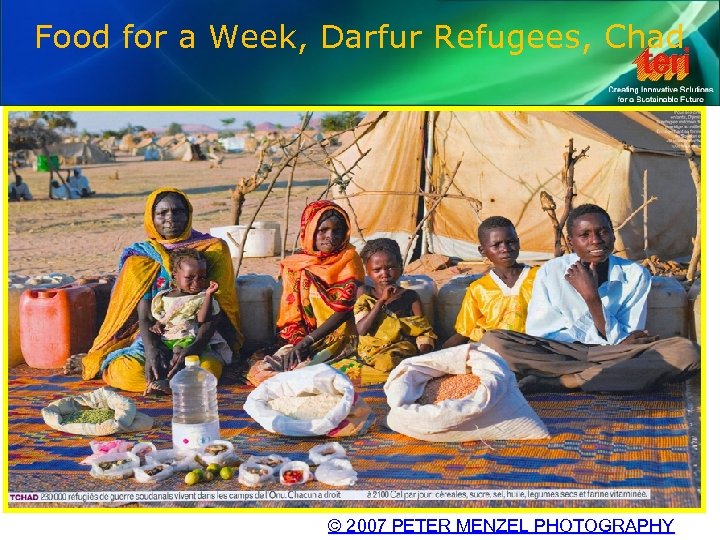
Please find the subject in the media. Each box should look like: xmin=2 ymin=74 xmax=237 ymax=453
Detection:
xmin=421 ymin=111 xmax=435 ymax=257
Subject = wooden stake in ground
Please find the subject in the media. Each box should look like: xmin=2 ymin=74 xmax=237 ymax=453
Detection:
xmin=540 ymin=139 xmax=590 ymax=257
xmin=683 ymin=136 xmax=701 ymax=282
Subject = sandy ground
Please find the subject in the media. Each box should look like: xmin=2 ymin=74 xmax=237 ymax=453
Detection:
xmin=7 ymin=154 xmax=331 ymax=279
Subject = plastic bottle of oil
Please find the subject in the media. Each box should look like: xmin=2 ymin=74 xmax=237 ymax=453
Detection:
xmin=169 ymin=356 xmax=220 ymax=451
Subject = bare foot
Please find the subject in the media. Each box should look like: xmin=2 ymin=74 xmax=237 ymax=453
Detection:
xmin=145 ymin=379 xmax=171 ymax=396
xmin=518 ymin=374 xmax=577 ymax=393
xmin=63 ymin=354 xmax=85 ymax=376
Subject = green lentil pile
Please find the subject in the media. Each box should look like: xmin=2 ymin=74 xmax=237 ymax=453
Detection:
xmin=60 ymin=407 xmax=115 ymax=424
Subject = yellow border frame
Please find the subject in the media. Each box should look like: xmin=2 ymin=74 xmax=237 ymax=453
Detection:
xmin=3 ymin=105 xmax=706 ymax=515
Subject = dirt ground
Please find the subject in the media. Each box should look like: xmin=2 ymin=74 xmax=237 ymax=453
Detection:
xmin=7 ymin=154 xmax=331 ymax=279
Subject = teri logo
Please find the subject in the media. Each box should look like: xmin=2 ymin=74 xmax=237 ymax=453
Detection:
xmin=633 ymin=47 xmax=690 ymax=81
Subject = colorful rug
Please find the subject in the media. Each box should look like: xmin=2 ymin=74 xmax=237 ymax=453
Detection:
xmin=6 ymin=364 xmax=700 ymax=509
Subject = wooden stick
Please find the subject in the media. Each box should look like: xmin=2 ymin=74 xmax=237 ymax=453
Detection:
xmin=683 ymin=137 xmax=701 ymax=282
xmin=643 ymin=169 xmax=649 ymax=258
xmin=615 ymin=196 xmax=658 ymax=231
xmin=402 ymin=156 xmax=463 ymax=265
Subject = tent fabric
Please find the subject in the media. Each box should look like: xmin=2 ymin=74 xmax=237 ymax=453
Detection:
xmin=332 ymin=112 xmax=698 ymax=261
xmin=44 ymin=142 xmax=112 ymax=165
xmin=331 ymin=112 xmax=425 ymax=257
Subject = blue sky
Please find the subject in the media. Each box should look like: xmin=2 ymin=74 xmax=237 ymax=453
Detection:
xmin=72 ymin=111 xmax=321 ymax=132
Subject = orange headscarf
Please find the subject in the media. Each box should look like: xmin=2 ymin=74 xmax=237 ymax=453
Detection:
xmin=276 ymin=201 xmax=364 ymax=344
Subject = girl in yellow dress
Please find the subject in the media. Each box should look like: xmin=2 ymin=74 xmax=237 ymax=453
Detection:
xmin=333 ymin=238 xmax=436 ymax=386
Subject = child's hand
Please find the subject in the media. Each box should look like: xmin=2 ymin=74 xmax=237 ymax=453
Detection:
xmin=380 ymin=285 xmax=398 ymax=303
xmin=418 ymin=343 xmax=433 ymax=354
xmin=206 ymin=281 xmax=219 ymax=295
xmin=149 ymin=321 xmax=164 ymax=335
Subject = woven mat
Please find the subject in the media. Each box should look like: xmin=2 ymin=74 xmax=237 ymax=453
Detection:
xmin=7 ymin=363 xmax=700 ymax=509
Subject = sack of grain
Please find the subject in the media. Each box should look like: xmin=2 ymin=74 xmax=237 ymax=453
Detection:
xmin=243 ymin=364 xmax=375 ymax=437
xmin=41 ymin=387 xmax=153 ymax=436
xmin=384 ymin=344 xmax=549 ymax=442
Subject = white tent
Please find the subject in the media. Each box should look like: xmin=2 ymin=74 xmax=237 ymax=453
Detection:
xmin=332 ymin=111 xmax=699 ymax=261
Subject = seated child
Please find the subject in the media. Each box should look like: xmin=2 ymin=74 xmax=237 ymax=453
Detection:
xmin=147 ymin=248 xmax=232 ymax=392
xmin=334 ymin=238 xmax=436 ymax=385
xmin=443 ymin=216 xmax=538 ymax=348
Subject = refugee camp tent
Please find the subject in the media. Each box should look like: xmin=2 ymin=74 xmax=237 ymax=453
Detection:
xmin=132 ymin=137 xmax=154 ymax=156
xmin=119 ymin=134 xmax=136 ymax=153
xmin=42 ymin=142 xmax=113 ymax=166
xmin=219 ymin=136 xmax=245 ymax=153
xmin=169 ymin=141 xmax=206 ymax=161
xmin=144 ymin=143 xmax=170 ymax=161
xmin=331 ymin=111 xmax=699 ymax=261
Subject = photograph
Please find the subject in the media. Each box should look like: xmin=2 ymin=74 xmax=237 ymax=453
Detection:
xmin=5 ymin=109 xmax=703 ymax=510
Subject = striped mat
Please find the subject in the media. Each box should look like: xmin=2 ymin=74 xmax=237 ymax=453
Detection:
xmin=7 ymin=364 xmax=700 ymax=509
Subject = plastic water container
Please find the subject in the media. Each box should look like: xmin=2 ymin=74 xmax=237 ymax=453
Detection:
xmin=209 ymin=226 xmax=276 ymax=259
xmin=170 ymin=355 xmax=220 ymax=451
xmin=435 ymin=274 xmax=485 ymax=340
xmin=8 ymin=288 xmax=24 ymax=367
xmin=19 ymin=286 xmax=97 ymax=369
xmin=272 ymin=278 xmax=283 ymax=324
xmin=70 ymin=276 xmax=116 ymax=334
xmin=687 ymin=280 xmax=701 ymax=343
xmin=235 ymin=274 xmax=277 ymax=346
xmin=398 ymin=275 xmax=436 ymax=326
xmin=252 ymin=221 xmax=282 ymax=256
xmin=646 ymin=276 xmax=688 ymax=339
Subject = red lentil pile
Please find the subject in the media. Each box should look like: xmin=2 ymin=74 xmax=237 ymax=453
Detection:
xmin=417 ymin=374 xmax=482 ymax=405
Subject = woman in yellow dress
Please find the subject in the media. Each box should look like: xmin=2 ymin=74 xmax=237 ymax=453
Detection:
xmin=72 ymin=187 xmax=242 ymax=394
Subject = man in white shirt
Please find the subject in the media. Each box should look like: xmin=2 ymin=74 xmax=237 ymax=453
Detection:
xmin=9 ymin=175 xmax=33 ymax=201
xmin=68 ymin=167 xmax=95 ymax=197
xmin=482 ymin=204 xmax=699 ymax=393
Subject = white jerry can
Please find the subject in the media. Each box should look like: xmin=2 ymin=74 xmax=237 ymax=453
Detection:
xmin=435 ymin=274 xmax=484 ymax=340
xmin=398 ymin=275 xmax=437 ymax=326
xmin=646 ymin=276 xmax=689 ymax=339
xmin=235 ymin=274 xmax=277 ymax=346
xmin=687 ymin=280 xmax=701 ymax=343
xmin=8 ymin=287 xmax=25 ymax=367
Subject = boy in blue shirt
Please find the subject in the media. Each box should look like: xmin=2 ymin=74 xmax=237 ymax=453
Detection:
xmin=482 ymin=204 xmax=699 ymax=393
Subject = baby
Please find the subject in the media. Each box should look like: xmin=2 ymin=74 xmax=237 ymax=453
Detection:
xmin=148 ymin=248 xmax=232 ymax=392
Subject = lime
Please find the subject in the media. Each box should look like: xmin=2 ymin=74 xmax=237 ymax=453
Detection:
xmin=206 ymin=463 xmax=221 ymax=474
xmin=184 ymin=471 xmax=200 ymax=486
xmin=203 ymin=470 xmax=215 ymax=482
xmin=219 ymin=466 xmax=234 ymax=480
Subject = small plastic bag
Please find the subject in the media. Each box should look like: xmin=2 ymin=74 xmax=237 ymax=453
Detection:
xmin=133 ymin=463 xmax=173 ymax=483
xmin=308 ymin=442 xmax=347 ymax=465
xmin=278 ymin=461 xmax=312 ymax=486
xmin=315 ymin=458 xmax=357 ymax=487
xmin=198 ymin=440 xmax=234 ymax=465
xmin=238 ymin=462 xmax=274 ymax=487
xmin=131 ymin=442 xmax=157 ymax=465
xmin=80 ymin=439 xmax=135 ymax=465
xmin=146 ymin=448 xmax=197 ymax=472
xmin=246 ymin=454 xmax=289 ymax=475
xmin=89 ymin=452 xmax=140 ymax=480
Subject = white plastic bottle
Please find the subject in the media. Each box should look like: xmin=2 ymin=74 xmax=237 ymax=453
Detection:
xmin=169 ymin=355 xmax=220 ymax=451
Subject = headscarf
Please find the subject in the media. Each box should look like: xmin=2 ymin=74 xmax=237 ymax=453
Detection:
xmin=82 ymin=188 xmax=242 ymax=380
xmin=276 ymin=201 xmax=364 ymax=344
